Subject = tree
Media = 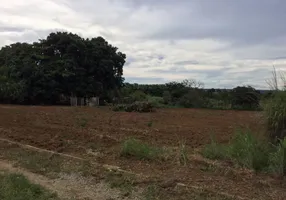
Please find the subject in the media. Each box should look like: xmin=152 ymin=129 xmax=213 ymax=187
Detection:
xmin=181 ymin=79 xmax=204 ymax=89
xmin=0 ymin=31 xmax=126 ymax=104
xmin=231 ymin=86 xmax=261 ymax=110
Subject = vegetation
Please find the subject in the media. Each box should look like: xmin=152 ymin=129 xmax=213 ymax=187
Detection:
xmin=0 ymin=173 xmax=58 ymax=200
xmin=105 ymin=171 xmax=135 ymax=196
xmin=0 ymin=31 xmax=270 ymax=111
xmin=0 ymin=31 xmax=125 ymax=105
xmin=262 ymin=91 xmax=286 ymax=141
xmin=121 ymin=138 xmax=168 ymax=160
xmin=202 ymin=129 xmax=286 ymax=174
xmin=112 ymin=101 xmax=155 ymax=112
xmin=117 ymin=80 xmax=264 ymax=111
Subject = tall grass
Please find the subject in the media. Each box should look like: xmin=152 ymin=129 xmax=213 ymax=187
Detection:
xmin=202 ymin=129 xmax=286 ymax=174
xmin=262 ymin=91 xmax=286 ymax=141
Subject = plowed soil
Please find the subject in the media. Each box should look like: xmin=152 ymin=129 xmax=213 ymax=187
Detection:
xmin=0 ymin=105 xmax=263 ymax=150
xmin=1 ymin=105 xmax=285 ymax=200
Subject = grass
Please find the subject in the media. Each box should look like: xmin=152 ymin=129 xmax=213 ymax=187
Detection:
xmin=147 ymin=120 xmax=153 ymax=127
xmin=262 ymin=91 xmax=286 ymax=141
xmin=178 ymin=140 xmax=189 ymax=166
xmin=0 ymin=173 xmax=58 ymax=200
xmin=142 ymin=184 xmax=159 ymax=200
xmin=0 ymin=142 xmax=99 ymax=178
xmin=105 ymin=171 xmax=136 ymax=196
xmin=268 ymin=139 xmax=286 ymax=175
xmin=120 ymin=138 xmax=169 ymax=161
xmin=78 ymin=117 xmax=88 ymax=127
xmin=202 ymin=128 xmax=286 ymax=174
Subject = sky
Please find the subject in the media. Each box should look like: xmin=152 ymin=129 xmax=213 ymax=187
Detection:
xmin=0 ymin=0 xmax=286 ymax=89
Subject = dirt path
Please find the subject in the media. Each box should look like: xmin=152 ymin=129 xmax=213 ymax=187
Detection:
xmin=0 ymin=160 xmax=126 ymax=200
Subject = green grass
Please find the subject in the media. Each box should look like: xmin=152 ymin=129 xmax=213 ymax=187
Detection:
xmin=202 ymin=129 xmax=286 ymax=174
xmin=0 ymin=173 xmax=58 ymax=200
xmin=121 ymin=138 xmax=169 ymax=161
xmin=261 ymin=91 xmax=286 ymax=141
xmin=178 ymin=140 xmax=189 ymax=166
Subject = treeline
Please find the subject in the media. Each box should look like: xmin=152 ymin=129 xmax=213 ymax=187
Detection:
xmin=0 ymin=31 xmax=272 ymax=110
xmin=118 ymin=80 xmax=272 ymax=111
xmin=0 ymin=32 xmax=126 ymax=104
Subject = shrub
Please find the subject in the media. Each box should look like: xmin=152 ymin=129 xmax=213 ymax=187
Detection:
xmin=112 ymin=101 xmax=155 ymax=113
xmin=204 ymin=99 xmax=231 ymax=110
xmin=130 ymin=90 xmax=147 ymax=102
xmin=162 ymin=90 xmax=172 ymax=104
xmin=146 ymin=95 xmax=164 ymax=108
xmin=112 ymin=104 xmax=126 ymax=111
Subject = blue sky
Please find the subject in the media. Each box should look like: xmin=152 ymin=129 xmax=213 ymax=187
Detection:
xmin=0 ymin=0 xmax=286 ymax=89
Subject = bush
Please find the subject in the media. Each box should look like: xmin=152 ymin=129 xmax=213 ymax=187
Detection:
xmin=146 ymin=95 xmax=164 ymax=108
xmin=112 ymin=101 xmax=155 ymax=113
xmin=130 ymin=90 xmax=147 ymax=102
xmin=162 ymin=90 xmax=172 ymax=104
xmin=112 ymin=104 xmax=126 ymax=111
xmin=204 ymin=99 xmax=231 ymax=110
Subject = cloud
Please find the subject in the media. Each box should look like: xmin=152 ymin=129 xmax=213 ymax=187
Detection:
xmin=125 ymin=77 xmax=166 ymax=84
xmin=0 ymin=0 xmax=285 ymax=89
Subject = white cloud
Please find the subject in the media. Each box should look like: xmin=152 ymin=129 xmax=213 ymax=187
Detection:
xmin=0 ymin=0 xmax=285 ymax=89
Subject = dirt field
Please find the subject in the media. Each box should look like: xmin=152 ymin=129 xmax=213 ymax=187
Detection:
xmin=0 ymin=105 xmax=285 ymax=200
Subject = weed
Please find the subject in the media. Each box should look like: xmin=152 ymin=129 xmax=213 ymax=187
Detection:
xmin=78 ymin=117 xmax=88 ymax=127
xmin=121 ymin=138 xmax=169 ymax=161
xmin=178 ymin=140 xmax=189 ymax=166
xmin=200 ymin=163 xmax=217 ymax=172
xmin=0 ymin=173 xmax=58 ymax=200
xmin=105 ymin=171 xmax=135 ymax=196
xmin=143 ymin=184 xmax=159 ymax=200
xmin=201 ymin=137 xmax=229 ymax=160
xmin=147 ymin=120 xmax=153 ymax=127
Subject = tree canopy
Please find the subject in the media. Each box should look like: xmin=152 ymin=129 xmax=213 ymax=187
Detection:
xmin=0 ymin=32 xmax=126 ymax=104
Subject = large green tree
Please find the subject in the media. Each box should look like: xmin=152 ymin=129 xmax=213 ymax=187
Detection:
xmin=0 ymin=32 xmax=126 ymax=104
xmin=231 ymin=86 xmax=261 ymax=110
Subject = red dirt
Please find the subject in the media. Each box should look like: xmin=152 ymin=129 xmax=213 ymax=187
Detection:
xmin=0 ymin=105 xmax=263 ymax=150
xmin=1 ymin=105 xmax=285 ymax=200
